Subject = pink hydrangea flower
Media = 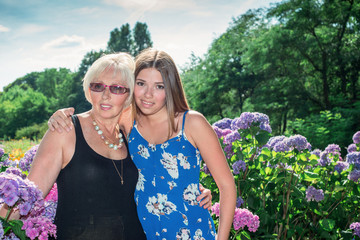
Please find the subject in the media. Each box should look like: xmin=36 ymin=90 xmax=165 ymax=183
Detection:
xmin=211 ymin=202 xmax=220 ymax=217
xmin=233 ymin=208 xmax=260 ymax=232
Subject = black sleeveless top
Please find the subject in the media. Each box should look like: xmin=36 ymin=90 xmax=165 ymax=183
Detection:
xmin=54 ymin=115 xmax=146 ymax=240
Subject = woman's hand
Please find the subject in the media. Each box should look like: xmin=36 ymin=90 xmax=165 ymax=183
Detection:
xmin=197 ymin=183 xmax=212 ymax=210
xmin=48 ymin=107 xmax=75 ymax=133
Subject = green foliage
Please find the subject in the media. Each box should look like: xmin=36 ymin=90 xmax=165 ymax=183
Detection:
xmin=15 ymin=122 xmax=48 ymax=140
xmin=0 ymin=86 xmax=52 ymax=138
xmin=182 ymin=0 xmax=359 ymax=150
xmin=203 ymin=122 xmax=360 ymax=239
xmin=287 ymin=109 xmax=356 ymax=153
xmin=0 ymin=138 xmax=39 ymax=155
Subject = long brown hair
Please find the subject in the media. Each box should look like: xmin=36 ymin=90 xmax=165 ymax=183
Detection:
xmin=133 ymin=48 xmax=189 ymax=137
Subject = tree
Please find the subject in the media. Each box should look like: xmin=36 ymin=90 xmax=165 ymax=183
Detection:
xmin=0 ymin=86 xmax=52 ymax=138
xmin=107 ymin=23 xmax=132 ymax=53
xmin=182 ymin=9 xmax=266 ymax=122
xmin=107 ymin=22 xmax=152 ymax=56
xmin=133 ymin=22 xmax=153 ymax=56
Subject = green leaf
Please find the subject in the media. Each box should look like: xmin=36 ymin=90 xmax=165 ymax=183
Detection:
xmin=302 ymin=171 xmax=319 ymax=182
xmin=255 ymin=130 xmax=271 ymax=146
xmin=9 ymin=219 xmax=28 ymax=240
xmin=240 ymin=230 xmax=251 ymax=240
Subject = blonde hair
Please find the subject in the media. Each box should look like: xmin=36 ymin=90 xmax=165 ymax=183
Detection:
xmin=83 ymin=52 xmax=135 ymax=108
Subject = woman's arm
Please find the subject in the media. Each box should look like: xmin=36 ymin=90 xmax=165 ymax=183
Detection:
xmin=186 ymin=111 xmax=236 ymax=240
xmin=48 ymin=107 xmax=134 ymax=135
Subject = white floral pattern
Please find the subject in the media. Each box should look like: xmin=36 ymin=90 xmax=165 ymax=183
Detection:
xmin=160 ymin=151 xmax=179 ymax=179
xmin=183 ymin=183 xmax=200 ymax=206
xmin=178 ymin=153 xmax=190 ymax=169
xmin=136 ymin=170 xmax=145 ymax=191
xmin=176 ymin=228 xmax=191 ymax=240
xmin=194 ymin=229 xmax=205 ymax=240
xmin=138 ymin=144 xmax=150 ymax=159
xmin=146 ymin=193 xmax=177 ymax=219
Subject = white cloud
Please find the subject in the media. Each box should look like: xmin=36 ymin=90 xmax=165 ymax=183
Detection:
xmin=42 ymin=35 xmax=85 ymax=49
xmin=0 ymin=24 xmax=10 ymax=32
xmin=72 ymin=7 xmax=100 ymax=15
xmin=104 ymin=0 xmax=197 ymax=11
xmin=18 ymin=24 xmax=47 ymax=35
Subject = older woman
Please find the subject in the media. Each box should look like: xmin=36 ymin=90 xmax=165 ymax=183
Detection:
xmin=1 ymin=53 xmax=147 ymax=239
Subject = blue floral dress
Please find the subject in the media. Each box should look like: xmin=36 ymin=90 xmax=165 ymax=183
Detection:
xmin=128 ymin=111 xmax=216 ymax=240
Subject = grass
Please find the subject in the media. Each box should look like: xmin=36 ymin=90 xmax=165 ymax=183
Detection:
xmin=0 ymin=138 xmax=40 ymax=161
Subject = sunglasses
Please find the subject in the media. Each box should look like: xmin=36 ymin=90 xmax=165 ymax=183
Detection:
xmin=89 ymin=83 xmax=129 ymax=95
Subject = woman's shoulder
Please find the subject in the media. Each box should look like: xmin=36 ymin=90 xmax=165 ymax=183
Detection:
xmin=183 ymin=110 xmax=210 ymax=131
xmin=184 ymin=110 xmax=207 ymax=123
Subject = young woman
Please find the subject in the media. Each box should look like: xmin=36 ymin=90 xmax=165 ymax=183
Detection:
xmin=49 ymin=48 xmax=236 ymax=240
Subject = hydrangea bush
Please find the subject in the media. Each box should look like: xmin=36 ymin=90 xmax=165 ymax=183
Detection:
xmin=0 ymin=145 xmax=57 ymax=240
xmin=203 ymin=112 xmax=360 ymax=239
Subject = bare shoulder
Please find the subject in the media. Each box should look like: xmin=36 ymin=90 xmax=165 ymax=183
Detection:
xmin=185 ymin=110 xmax=210 ymax=130
xmin=184 ymin=110 xmax=214 ymax=147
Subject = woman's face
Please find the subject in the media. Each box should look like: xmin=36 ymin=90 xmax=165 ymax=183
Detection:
xmin=90 ymin=69 xmax=129 ymax=120
xmin=134 ymin=68 xmax=166 ymax=116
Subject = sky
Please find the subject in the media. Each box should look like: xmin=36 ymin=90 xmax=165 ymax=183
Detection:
xmin=0 ymin=0 xmax=280 ymax=91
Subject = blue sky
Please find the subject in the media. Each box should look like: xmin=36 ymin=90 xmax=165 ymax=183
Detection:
xmin=0 ymin=0 xmax=280 ymax=91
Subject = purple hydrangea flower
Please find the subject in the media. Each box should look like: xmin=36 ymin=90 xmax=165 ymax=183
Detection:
xmin=232 ymin=160 xmax=246 ymax=174
xmin=0 ymin=155 xmax=16 ymax=168
xmin=353 ymin=131 xmax=360 ymax=144
xmin=267 ymin=136 xmax=286 ymax=150
xmin=348 ymin=169 xmax=360 ymax=183
xmin=350 ymin=222 xmax=360 ymax=238
xmin=213 ymin=118 xmax=232 ymax=130
xmin=0 ymin=221 xmax=4 ymax=239
xmin=19 ymin=145 xmax=39 ymax=172
xmin=212 ymin=126 xmax=222 ymax=139
xmin=231 ymin=112 xmax=272 ymax=133
xmin=334 ymin=161 xmax=349 ymax=173
xmin=201 ymin=164 xmax=211 ymax=175
xmin=43 ymin=200 xmax=57 ymax=222
xmin=319 ymin=151 xmax=331 ymax=167
xmin=305 ymin=186 xmax=324 ymax=202
xmin=0 ymin=172 xmax=44 ymax=215
xmin=236 ymin=196 xmax=244 ymax=208
xmin=212 ymin=126 xmax=232 ymax=141
xmin=224 ymin=144 xmax=234 ymax=159
xmin=318 ymin=145 xmax=342 ymax=167
xmin=233 ymin=208 xmax=260 ymax=232
xmin=22 ymin=216 xmax=57 ymax=240
xmin=224 ymin=131 xmax=241 ymax=145
xmin=5 ymin=167 xmax=26 ymax=179
xmin=347 ymin=143 xmax=357 ymax=153
xmin=273 ymin=140 xmax=291 ymax=152
xmin=324 ymin=144 xmax=341 ymax=155
xmin=0 ymin=148 xmax=4 ymax=158
xmin=285 ymin=135 xmax=309 ymax=151
xmin=3 ymin=232 xmax=21 ymax=240
xmin=346 ymin=152 xmax=360 ymax=169
xmin=311 ymin=149 xmax=322 ymax=158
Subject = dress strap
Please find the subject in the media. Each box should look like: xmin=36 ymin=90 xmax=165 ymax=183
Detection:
xmin=70 ymin=115 xmax=81 ymax=136
xmin=181 ymin=110 xmax=189 ymax=132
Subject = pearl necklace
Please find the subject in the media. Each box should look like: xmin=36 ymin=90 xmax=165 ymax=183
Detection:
xmin=92 ymin=118 xmax=124 ymax=150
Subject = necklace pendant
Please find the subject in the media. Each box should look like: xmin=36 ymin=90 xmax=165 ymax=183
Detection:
xmin=121 ymin=179 xmax=124 ymax=185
